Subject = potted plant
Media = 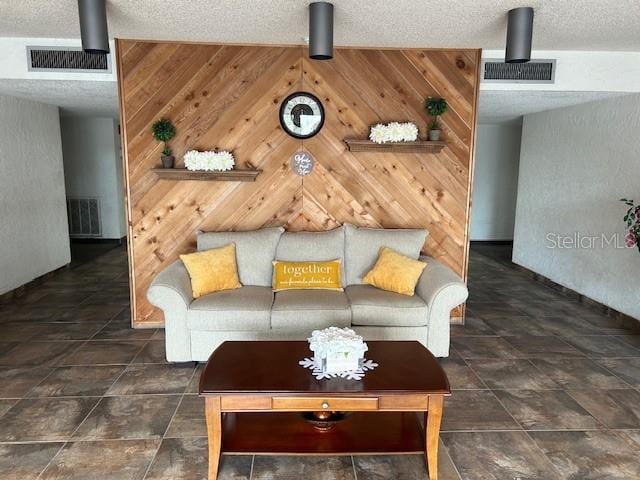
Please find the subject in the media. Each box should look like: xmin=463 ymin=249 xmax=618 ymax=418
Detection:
xmin=621 ymin=198 xmax=640 ymax=252
xmin=425 ymin=97 xmax=448 ymax=141
xmin=152 ymin=118 xmax=177 ymax=168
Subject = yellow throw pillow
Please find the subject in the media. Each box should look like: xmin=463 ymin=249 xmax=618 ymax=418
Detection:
xmin=273 ymin=260 xmax=343 ymax=292
xmin=180 ymin=243 xmax=242 ymax=298
xmin=363 ymin=247 xmax=426 ymax=296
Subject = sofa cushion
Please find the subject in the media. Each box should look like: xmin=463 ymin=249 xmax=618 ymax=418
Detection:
xmin=275 ymin=226 xmax=345 ymax=281
xmin=346 ymin=285 xmax=428 ymax=327
xmin=271 ymin=290 xmax=351 ymax=330
xmin=187 ymin=286 xmax=273 ymax=331
xmin=275 ymin=226 xmax=345 ymax=261
xmin=197 ymin=227 xmax=284 ymax=286
xmin=344 ymin=224 xmax=428 ymax=285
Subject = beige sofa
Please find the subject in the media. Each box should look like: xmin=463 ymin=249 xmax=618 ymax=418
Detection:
xmin=148 ymin=224 xmax=468 ymax=362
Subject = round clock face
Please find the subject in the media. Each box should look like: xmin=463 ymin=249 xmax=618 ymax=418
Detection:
xmin=279 ymin=92 xmax=324 ymax=139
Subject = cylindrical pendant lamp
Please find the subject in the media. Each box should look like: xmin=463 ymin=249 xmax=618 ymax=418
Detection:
xmin=505 ymin=7 xmax=533 ymax=63
xmin=78 ymin=0 xmax=110 ymax=54
xmin=309 ymin=2 xmax=334 ymax=60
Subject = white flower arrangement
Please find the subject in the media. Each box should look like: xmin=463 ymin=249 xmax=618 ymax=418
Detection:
xmin=308 ymin=327 xmax=368 ymax=373
xmin=183 ymin=150 xmax=235 ymax=171
xmin=369 ymin=122 xmax=418 ymax=144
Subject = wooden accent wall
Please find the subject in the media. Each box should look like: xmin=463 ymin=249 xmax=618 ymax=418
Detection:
xmin=116 ymin=40 xmax=481 ymax=327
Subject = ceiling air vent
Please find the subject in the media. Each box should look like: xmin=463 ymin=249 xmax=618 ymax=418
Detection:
xmin=483 ymin=59 xmax=555 ymax=84
xmin=27 ymin=46 xmax=111 ymax=73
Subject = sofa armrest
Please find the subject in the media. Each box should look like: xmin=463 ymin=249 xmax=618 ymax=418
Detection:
xmin=148 ymin=260 xmax=193 ymax=309
xmin=416 ymin=256 xmax=469 ymax=357
xmin=147 ymin=260 xmax=193 ymax=362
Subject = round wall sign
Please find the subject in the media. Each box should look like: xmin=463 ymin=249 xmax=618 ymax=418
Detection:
xmin=279 ymin=92 xmax=324 ymax=139
xmin=290 ymin=151 xmax=315 ymax=176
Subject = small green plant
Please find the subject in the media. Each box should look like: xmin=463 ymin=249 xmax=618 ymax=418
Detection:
xmin=152 ymin=118 xmax=176 ymax=156
xmin=425 ymin=97 xmax=448 ymax=130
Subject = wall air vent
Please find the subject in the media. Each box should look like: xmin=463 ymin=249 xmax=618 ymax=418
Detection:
xmin=67 ymin=197 xmax=102 ymax=237
xmin=27 ymin=46 xmax=111 ymax=73
xmin=483 ymin=59 xmax=555 ymax=84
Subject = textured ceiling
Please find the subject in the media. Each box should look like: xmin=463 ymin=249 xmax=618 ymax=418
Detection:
xmin=0 ymin=79 xmax=118 ymax=117
xmin=1 ymin=0 xmax=640 ymax=51
xmin=478 ymin=90 xmax=630 ymax=123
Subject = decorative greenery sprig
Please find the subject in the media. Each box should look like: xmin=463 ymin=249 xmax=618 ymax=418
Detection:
xmin=152 ymin=118 xmax=176 ymax=156
xmin=621 ymin=198 xmax=640 ymax=252
xmin=425 ymin=97 xmax=448 ymax=130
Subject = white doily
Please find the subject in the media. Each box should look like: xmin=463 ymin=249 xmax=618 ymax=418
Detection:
xmin=298 ymin=357 xmax=379 ymax=380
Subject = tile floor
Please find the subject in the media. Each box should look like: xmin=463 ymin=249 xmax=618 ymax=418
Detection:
xmin=0 ymin=246 xmax=639 ymax=479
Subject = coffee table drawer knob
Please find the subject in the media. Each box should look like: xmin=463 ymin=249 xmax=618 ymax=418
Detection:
xmin=321 ymin=401 xmax=329 ymax=409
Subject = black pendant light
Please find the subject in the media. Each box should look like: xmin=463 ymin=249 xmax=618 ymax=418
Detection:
xmin=505 ymin=7 xmax=534 ymax=63
xmin=309 ymin=2 xmax=334 ymax=60
xmin=78 ymin=0 xmax=110 ymax=54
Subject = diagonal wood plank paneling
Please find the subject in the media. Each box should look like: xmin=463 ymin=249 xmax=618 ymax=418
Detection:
xmin=117 ymin=41 xmax=480 ymax=327
xmin=301 ymin=48 xmax=478 ymax=275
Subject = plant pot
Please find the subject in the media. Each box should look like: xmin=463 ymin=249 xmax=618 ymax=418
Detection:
xmin=428 ymin=129 xmax=442 ymax=142
xmin=161 ymin=155 xmax=175 ymax=168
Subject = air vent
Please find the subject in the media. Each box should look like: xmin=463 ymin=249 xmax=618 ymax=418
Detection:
xmin=483 ymin=59 xmax=555 ymax=83
xmin=67 ymin=198 xmax=102 ymax=237
xmin=27 ymin=46 xmax=111 ymax=73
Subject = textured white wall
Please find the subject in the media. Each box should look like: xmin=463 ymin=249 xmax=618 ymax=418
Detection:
xmin=513 ymin=95 xmax=640 ymax=319
xmin=0 ymin=95 xmax=70 ymax=294
xmin=60 ymin=116 xmax=126 ymax=239
xmin=471 ymin=122 xmax=522 ymax=240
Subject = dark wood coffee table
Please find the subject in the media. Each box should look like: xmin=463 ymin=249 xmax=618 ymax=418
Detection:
xmin=199 ymin=341 xmax=450 ymax=480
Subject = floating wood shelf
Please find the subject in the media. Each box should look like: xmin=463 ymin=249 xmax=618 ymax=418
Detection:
xmin=344 ymin=139 xmax=446 ymax=153
xmin=151 ymin=168 xmax=261 ymax=182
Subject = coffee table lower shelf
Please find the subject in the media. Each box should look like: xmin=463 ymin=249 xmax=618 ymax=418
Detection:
xmin=221 ymin=411 xmax=425 ymax=455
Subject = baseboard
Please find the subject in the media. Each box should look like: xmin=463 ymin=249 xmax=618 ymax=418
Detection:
xmin=512 ymin=262 xmax=639 ymax=330
xmin=0 ymin=263 xmax=70 ymax=303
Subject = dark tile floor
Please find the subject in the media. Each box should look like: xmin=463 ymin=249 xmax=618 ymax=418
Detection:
xmin=0 ymin=246 xmax=639 ymax=479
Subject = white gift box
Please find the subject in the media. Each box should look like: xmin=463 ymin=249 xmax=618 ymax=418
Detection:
xmin=308 ymin=327 xmax=368 ymax=374
xmin=325 ymin=350 xmax=361 ymax=373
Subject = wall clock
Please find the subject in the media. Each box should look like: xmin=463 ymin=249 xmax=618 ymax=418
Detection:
xmin=279 ymin=92 xmax=324 ymax=139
